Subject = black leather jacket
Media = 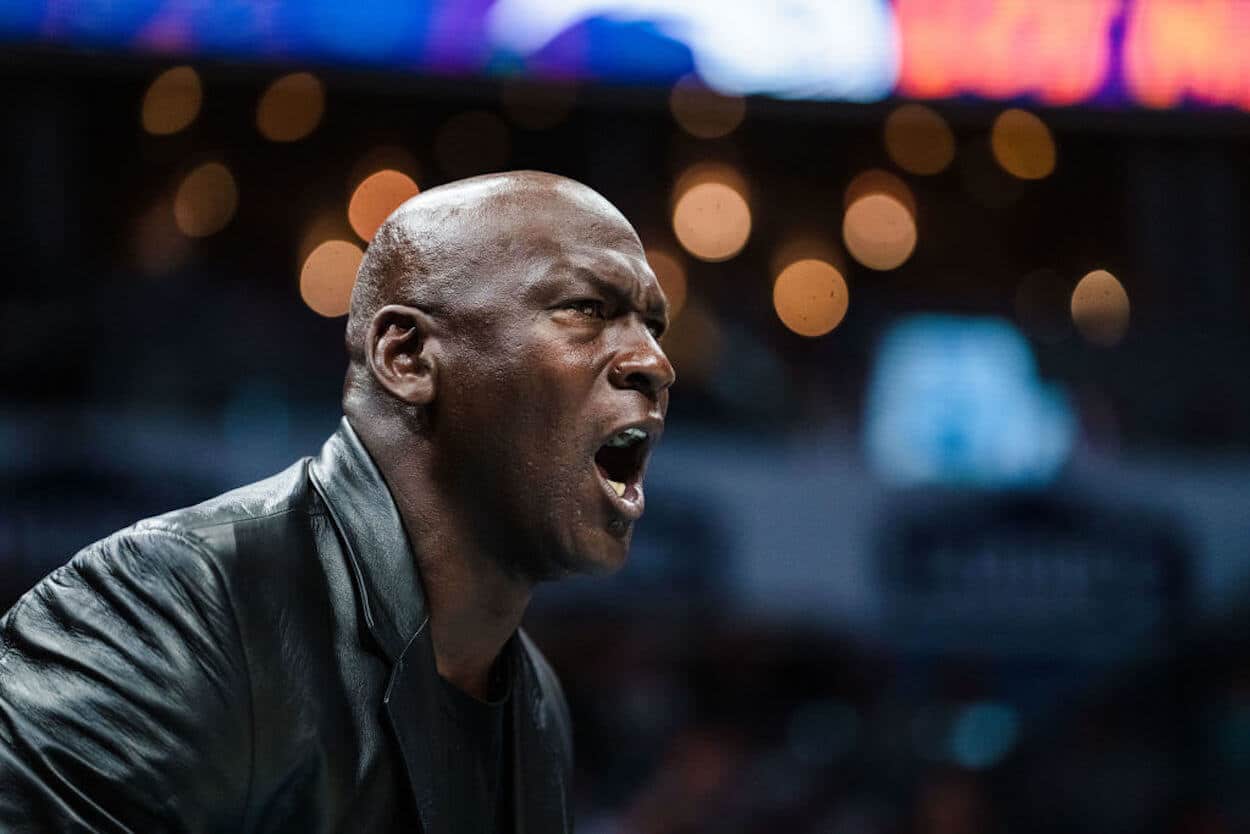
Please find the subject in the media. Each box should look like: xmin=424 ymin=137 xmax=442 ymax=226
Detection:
xmin=0 ymin=420 xmax=574 ymax=833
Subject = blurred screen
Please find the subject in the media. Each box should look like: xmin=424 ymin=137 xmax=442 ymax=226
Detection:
xmin=5 ymin=0 xmax=1250 ymax=110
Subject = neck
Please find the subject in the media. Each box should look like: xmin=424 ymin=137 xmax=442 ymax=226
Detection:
xmin=352 ymin=412 xmax=533 ymax=701
xmin=415 ymin=523 xmax=532 ymax=700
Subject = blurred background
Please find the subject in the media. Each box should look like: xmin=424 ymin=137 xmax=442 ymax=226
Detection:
xmin=3 ymin=1 xmax=1250 ymax=832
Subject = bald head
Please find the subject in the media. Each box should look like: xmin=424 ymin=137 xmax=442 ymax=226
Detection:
xmin=345 ymin=171 xmax=642 ymax=369
xmin=340 ymin=170 xmax=673 ymax=580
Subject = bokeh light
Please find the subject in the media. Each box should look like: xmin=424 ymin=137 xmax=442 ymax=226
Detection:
xmin=772 ymin=258 xmax=849 ymax=337
xmin=991 ymin=109 xmax=1057 ymax=180
xmin=348 ymin=170 xmax=420 ymax=242
xmin=1071 ymin=269 xmax=1130 ymax=346
xmin=844 ymin=168 xmax=917 ymax=218
xmin=644 ymin=247 xmax=687 ymax=320
xmin=256 ymin=72 xmax=325 ymax=142
xmin=434 ymin=110 xmax=511 ymax=179
xmin=672 ymin=181 xmax=751 ymax=262
xmin=884 ymin=103 xmax=955 ymax=175
xmin=173 ymin=162 xmax=238 ymax=237
xmin=500 ymin=78 xmax=576 ymax=130
xmin=141 ymin=66 xmax=201 ymax=136
xmin=947 ymin=702 xmax=1019 ymax=770
xmin=843 ymin=194 xmax=916 ymax=271
xmin=301 ymin=240 xmax=363 ymax=317
xmin=669 ymin=74 xmax=746 ymax=139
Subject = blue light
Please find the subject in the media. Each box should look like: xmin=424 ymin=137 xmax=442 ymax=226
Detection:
xmin=864 ymin=315 xmax=1075 ymax=489
xmin=948 ymin=701 xmax=1019 ymax=769
xmin=280 ymin=0 xmax=431 ymax=64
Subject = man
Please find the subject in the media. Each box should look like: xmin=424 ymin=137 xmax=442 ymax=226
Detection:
xmin=0 ymin=171 xmax=675 ymax=832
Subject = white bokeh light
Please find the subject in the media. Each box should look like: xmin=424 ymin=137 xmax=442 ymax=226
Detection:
xmin=486 ymin=0 xmax=899 ymax=101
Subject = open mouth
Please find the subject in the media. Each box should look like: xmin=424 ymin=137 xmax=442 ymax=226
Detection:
xmin=593 ymin=425 xmax=652 ymax=517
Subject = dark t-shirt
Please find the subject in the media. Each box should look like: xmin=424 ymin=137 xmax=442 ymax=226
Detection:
xmin=436 ymin=649 xmax=513 ymax=834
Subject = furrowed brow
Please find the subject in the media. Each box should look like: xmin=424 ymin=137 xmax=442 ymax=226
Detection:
xmin=574 ymin=267 xmax=667 ymax=320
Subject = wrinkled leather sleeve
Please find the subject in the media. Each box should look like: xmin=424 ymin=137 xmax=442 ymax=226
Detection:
xmin=0 ymin=528 xmax=254 ymax=833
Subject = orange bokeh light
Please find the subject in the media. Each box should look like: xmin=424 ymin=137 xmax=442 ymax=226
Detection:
xmin=884 ymin=103 xmax=955 ymax=175
xmin=141 ymin=66 xmax=201 ymax=135
xmin=173 ymin=162 xmax=237 ymax=237
xmin=256 ymin=72 xmax=325 ymax=142
xmin=1071 ymin=269 xmax=1130 ymax=346
xmin=773 ymin=259 xmax=850 ymax=337
xmin=843 ymin=194 xmax=917 ymax=271
xmin=991 ymin=109 xmax=1056 ymax=180
xmin=348 ymin=170 xmax=420 ymax=242
xmin=301 ymin=240 xmax=364 ymax=318
xmin=672 ymin=182 xmax=751 ymax=263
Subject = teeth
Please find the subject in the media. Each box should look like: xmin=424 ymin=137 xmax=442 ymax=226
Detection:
xmin=607 ymin=479 xmax=626 ymax=497
xmin=606 ymin=427 xmax=648 ymax=448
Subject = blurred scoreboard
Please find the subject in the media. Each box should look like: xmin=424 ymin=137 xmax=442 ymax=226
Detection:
xmin=4 ymin=1 xmax=1250 ymax=111
xmin=876 ymin=490 xmax=1190 ymax=659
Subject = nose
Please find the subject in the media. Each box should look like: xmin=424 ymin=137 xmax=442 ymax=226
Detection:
xmin=608 ymin=326 xmax=676 ymax=399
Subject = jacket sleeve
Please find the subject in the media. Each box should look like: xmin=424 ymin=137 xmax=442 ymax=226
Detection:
xmin=0 ymin=528 xmax=254 ymax=833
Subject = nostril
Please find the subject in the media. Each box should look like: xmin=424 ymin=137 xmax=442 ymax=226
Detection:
xmin=623 ymin=371 xmax=654 ymax=395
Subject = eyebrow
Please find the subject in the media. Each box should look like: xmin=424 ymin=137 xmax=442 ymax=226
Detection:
xmin=563 ymin=266 xmax=669 ymax=321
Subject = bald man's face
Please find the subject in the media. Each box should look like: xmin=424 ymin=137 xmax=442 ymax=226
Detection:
xmin=430 ymin=200 xmax=675 ymax=580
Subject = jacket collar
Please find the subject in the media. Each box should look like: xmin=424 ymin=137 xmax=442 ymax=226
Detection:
xmin=309 ymin=417 xmax=426 ymax=664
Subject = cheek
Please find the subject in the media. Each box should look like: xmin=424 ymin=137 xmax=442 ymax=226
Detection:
xmin=441 ymin=333 xmax=598 ymax=476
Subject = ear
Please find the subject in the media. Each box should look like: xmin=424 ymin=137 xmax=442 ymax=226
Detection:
xmin=366 ymin=304 xmax=440 ymax=406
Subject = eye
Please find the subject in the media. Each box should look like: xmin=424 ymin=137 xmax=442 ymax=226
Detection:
xmin=565 ymin=299 xmax=605 ymax=319
xmin=646 ymin=319 xmax=666 ymax=339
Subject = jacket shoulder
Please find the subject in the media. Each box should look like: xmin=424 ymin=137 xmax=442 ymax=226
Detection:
xmin=134 ymin=457 xmax=322 ymax=541
xmin=0 ymin=525 xmax=254 ymax=831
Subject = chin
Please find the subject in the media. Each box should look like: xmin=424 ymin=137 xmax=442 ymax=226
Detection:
xmin=542 ymin=525 xmax=633 ymax=580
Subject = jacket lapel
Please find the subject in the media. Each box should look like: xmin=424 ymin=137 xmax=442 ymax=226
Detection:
xmin=310 ymin=419 xmax=442 ymax=834
xmin=512 ymin=639 xmax=572 ymax=834
xmin=383 ymin=623 xmax=447 ymax=834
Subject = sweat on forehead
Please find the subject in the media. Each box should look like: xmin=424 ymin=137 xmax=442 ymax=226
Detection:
xmin=346 ymin=172 xmax=638 ymax=344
